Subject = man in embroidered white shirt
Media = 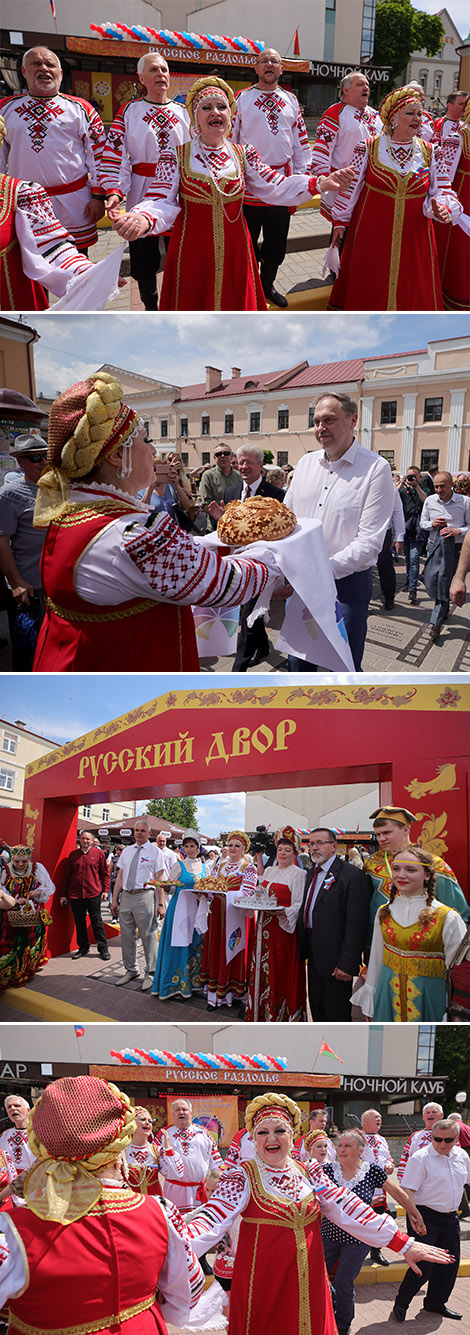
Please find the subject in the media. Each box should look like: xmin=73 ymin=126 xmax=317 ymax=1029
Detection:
xmin=310 ymin=72 xmax=381 ymax=225
xmin=232 ymin=48 xmax=311 ymax=306
xmin=0 ymin=1096 xmax=36 ymax=1205
xmin=112 ymin=818 xmax=165 ymax=991
xmin=284 ymin=392 xmax=395 ymax=669
xmin=393 ymin=1119 xmax=470 ymax=1321
xmin=361 ymin=1108 xmax=395 ymax=1266
xmin=420 ymin=472 xmax=470 ymax=642
xmin=158 ymin=1098 xmax=223 ymax=1212
xmin=398 ymin=1103 xmax=444 ymax=1182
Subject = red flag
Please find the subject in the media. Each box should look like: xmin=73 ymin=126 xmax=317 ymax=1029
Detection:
xmin=293 ymin=28 xmax=300 ymax=56
xmin=318 ymin=1040 xmax=343 ymax=1062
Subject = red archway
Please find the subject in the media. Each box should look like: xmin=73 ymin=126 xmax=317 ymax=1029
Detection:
xmin=21 ymin=682 xmax=470 ymax=956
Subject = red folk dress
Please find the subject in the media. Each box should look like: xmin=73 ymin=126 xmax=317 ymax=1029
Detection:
xmin=200 ymin=856 xmax=254 ymax=1006
xmin=0 ymin=864 xmax=53 ymax=992
xmin=438 ymin=125 xmax=470 ymax=310
xmin=245 ymin=863 xmax=306 ymax=1022
xmin=328 ymin=136 xmax=457 ymax=311
xmin=0 ymin=176 xmax=47 ymax=310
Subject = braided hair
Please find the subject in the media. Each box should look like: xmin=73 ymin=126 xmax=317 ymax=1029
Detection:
xmin=379 ymin=844 xmax=436 ymax=926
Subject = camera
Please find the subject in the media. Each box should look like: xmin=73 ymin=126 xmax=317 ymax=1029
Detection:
xmin=250 ymin=825 xmax=276 ymax=858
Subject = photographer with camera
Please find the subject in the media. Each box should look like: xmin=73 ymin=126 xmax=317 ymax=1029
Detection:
xmin=399 ymin=466 xmax=434 ymax=605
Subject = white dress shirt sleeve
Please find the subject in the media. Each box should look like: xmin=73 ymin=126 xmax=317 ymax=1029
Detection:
xmin=420 ymin=498 xmax=433 ymax=531
xmin=392 ymin=490 xmax=405 ymax=542
xmin=329 ymin=460 xmax=396 ymax=578
xmin=352 ymin=909 xmax=383 ymax=1016
xmin=0 ymin=1215 xmax=29 ymax=1305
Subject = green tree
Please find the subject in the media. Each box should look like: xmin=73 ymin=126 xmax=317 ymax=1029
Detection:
xmin=374 ymin=0 xmax=444 ymax=88
xmin=146 ymin=797 xmax=199 ymax=829
xmin=263 ymin=450 xmax=274 ymax=464
xmin=434 ymin=1028 xmax=470 ymax=1113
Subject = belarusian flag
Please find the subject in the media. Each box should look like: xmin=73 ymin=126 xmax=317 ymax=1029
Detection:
xmin=318 ymin=1040 xmax=343 ymax=1062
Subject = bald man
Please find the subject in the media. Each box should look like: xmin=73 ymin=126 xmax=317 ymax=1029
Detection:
xmin=231 ymin=48 xmax=311 ymax=306
xmin=420 ymin=472 xmax=470 ymax=641
xmin=0 ymin=46 xmax=106 ymax=251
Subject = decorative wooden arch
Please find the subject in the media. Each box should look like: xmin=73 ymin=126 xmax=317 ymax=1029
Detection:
xmin=21 ymin=682 xmax=470 ymax=956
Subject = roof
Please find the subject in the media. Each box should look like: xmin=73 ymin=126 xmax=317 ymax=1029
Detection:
xmin=178 ymin=359 xmax=365 ymax=402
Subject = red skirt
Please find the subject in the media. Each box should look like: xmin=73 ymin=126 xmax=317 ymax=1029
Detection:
xmin=200 ymin=897 xmax=253 ymax=1003
xmin=245 ymin=912 xmax=307 ymax=1022
xmin=160 ymin=196 xmax=267 ymax=311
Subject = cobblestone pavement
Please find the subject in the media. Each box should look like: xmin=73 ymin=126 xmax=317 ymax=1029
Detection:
xmin=65 ymin=203 xmax=331 ymax=312
xmin=205 ymin=560 xmax=470 ymax=675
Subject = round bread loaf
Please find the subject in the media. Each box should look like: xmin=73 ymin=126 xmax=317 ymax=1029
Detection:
xmin=217 ymin=495 xmax=297 ymax=546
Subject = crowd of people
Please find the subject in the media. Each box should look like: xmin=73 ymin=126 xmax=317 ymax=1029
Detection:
xmin=0 ymin=1078 xmax=466 ymax=1335
xmin=2 ymin=806 xmax=469 ymax=1024
xmin=0 ymin=44 xmax=468 ymax=312
xmin=2 ymin=383 xmax=470 ymax=675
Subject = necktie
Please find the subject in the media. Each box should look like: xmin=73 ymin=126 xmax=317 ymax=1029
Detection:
xmin=127 ymin=845 xmax=141 ymax=892
xmin=243 ymin=484 xmax=252 ymax=500
xmin=303 ymin=865 xmax=320 ymax=929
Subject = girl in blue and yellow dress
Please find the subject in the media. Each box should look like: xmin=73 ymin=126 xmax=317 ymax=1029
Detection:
xmin=151 ymin=830 xmax=207 ymax=1000
xmin=354 ymin=846 xmax=466 ymax=1023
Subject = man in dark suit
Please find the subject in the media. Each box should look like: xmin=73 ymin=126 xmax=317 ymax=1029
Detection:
xmin=209 ymin=445 xmax=284 ymax=670
xmin=298 ymin=827 xmax=370 ymax=1020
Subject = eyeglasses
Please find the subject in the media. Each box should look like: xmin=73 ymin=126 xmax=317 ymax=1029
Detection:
xmin=215 ymin=451 xmax=231 ymax=458
xmin=432 ymin=1137 xmax=456 ymax=1143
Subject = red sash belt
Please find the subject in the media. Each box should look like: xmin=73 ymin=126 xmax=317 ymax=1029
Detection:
xmin=165 ymin=1177 xmax=208 ymax=1203
xmin=132 ymin=163 xmax=157 ymax=177
xmin=46 ymin=173 xmax=88 ymax=196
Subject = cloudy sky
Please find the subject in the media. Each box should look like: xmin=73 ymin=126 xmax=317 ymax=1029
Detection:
xmin=24 ymin=312 xmax=470 ymax=401
xmin=414 ymin=0 xmax=468 ymax=36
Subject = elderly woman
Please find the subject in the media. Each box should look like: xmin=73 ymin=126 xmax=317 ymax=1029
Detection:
xmin=111 ymin=75 xmax=354 ymax=310
xmin=328 ymin=87 xmax=462 ymax=311
xmin=31 ymin=372 xmax=274 ymax=672
xmin=321 ymin=1129 xmax=425 ymax=1335
xmin=355 ymin=845 xmax=467 ymax=1023
xmin=125 ymin=1106 xmax=184 ymax=1196
xmin=245 ymin=826 xmax=307 ymax=1022
xmin=151 ymin=830 xmax=208 ymax=1000
xmin=184 ymin=1090 xmax=452 ymax=1335
xmin=0 ymin=844 xmax=54 ymax=991
xmin=200 ymin=830 xmax=254 ymax=1009
xmin=0 ymin=1074 xmax=227 ymax=1334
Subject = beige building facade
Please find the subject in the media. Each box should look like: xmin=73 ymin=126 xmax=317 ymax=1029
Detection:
xmin=0 ymin=718 xmax=134 ymax=827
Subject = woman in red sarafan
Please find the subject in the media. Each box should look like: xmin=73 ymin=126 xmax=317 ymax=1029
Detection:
xmin=200 ymin=830 xmax=254 ymax=1008
xmin=245 ymin=825 xmax=307 ymax=1022
xmin=184 ymin=1091 xmax=452 ymax=1335
xmin=328 ymin=86 xmax=462 ymax=312
xmin=110 ymin=75 xmax=353 ymax=311
xmin=0 ymin=1074 xmax=222 ymax=1335
xmin=437 ymin=96 xmax=470 ymax=311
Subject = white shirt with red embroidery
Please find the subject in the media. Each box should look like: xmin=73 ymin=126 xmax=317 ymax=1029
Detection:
xmin=183 ymin=1156 xmax=411 ymax=1255
xmin=100 ymin=99 xmax=190 ymax=208
xmin=362 ymin=1132 xmax=392 ymax=1205
xmin=310 ymin=101 xmax=381 ymax=175
xmin=223 ymin=1129 xmax=256 ymax=1171
xmin=5 ymin=180 xmax=93 ymax=300
xmin=0 ymin=1128 xmax=35 ymax=1206
xmin=125 ymin=1140 xmax=184 ymax=1178
xmin=132 ymin=139 xmax=318 ymax=235
xmin=0 ymin=93 xmax=106 ymax=248
xmin=398 ymin=1128 xmax=433 ymax=1182
xmin=67 ymin=484 xmax=273 ymax=612
xmin=330 ymin=137 xmax=462 ymax=227
xmin=157 ymin=1124 xmax=223 ymax=1210
xmin=231 ymin=83 xmax=310 ymax=203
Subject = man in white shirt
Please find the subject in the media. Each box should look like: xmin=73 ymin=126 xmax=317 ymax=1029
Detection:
xmin=231 ymin=48 xmax=311 ymax=306
xmin=158 ymin=1098 xmax=223 ymax=1212
xmin=434 ymin=91 xmax=468 ymax=143
xmin=112 ymin=818 xmax=165 ymax=990
xmin=420 ymin=472 xmax=470 ymax=641
xmin=310 ymin=72 xmax=381 ymax=224
xmin=393 ymin=1119 xmax=470 ymax=1321
xmin=398 ymin=1104 xmax=444 ymax=1182
xmin=284 ymin=392 xmax=395 ymax=668
xmin=102 ymin=52 xmax=190 ymax=309
xmin=0 ymin=1096 xmax=36 ymax=1205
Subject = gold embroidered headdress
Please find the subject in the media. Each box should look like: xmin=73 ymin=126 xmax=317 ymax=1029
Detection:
xmin=24 ymin=1075 xmax=136 ymax=1224
xmin=245 ymin=1091 xmax=302 ymax=1139
xmin=33 ymin=373 xmax=142 ymax=527
xmin=186 ymin=76 xmax=236 ymax=133
xmin=379 ymin=87 xmax=421 ymax=135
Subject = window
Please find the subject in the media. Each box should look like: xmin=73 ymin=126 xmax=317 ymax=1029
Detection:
xmin=2 ymin=730 xmax=17 ymax=754
xmin=308 ymin=406 xmax=315 ymax=428
xmin=421 ymin=449 xmax=439 ymax=472
xmin=419 ymin=70 xmax=428 ymax=94
xmin=277 ymin=450 xmax=288 ymax=467
xmin=201 ymin=415 xmax=210 ymax=436
xmin=181 ymin=452 xmax=189 ymax=466
xmin=379 ymin=450 xmax=395 ymax=467
xmin=180 ymin=416 xmax=188 ymax=438
xmin=224 ymin=412 xmax=234 ymax=435
xmin=416 ymin=1025 xmax=435 ymax=1075
xmin=380 ymin=400 xmax=397 ymax=425
xmin=424 ymin=397 xmax=443 ymax=423
xmin=249 ymin=412 xmax=261 ymax=433
xmin=0 ymin=767 xmax=14 ymax=790
xmin=434 ymin=71 xmax=442 ymax=96
xmin=143 ymin=420 xmax=150 ymax=435
xmin=82 ymin=805 xmax=91 ymax=818
xmin=361 ymin=0 xmax=376 ymax=60
xmin=277 ymin=408 xmax=289 ymax=430
xmin=102 ymin=808 xmax=110 ymax=822
xmin=160 ymin=420 xmax=168 ymax=439
xmin=202 ymin=452 xmax=210 ymax=465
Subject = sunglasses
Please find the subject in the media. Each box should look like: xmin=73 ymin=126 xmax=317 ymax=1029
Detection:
xmin=215 ymin=451 xmax=231 ymax=458
xmin=432 ymin=1136 xmax=456 ymax=1143
xmin=22 ymin=453 xmax=47 ymax=463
